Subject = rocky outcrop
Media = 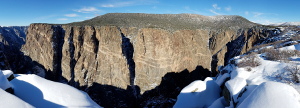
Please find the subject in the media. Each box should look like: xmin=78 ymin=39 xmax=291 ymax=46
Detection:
xmin=211 ymin=27 xmax=279 ymax=73
xmin=21 ymin=13 xmax=279 ymax=107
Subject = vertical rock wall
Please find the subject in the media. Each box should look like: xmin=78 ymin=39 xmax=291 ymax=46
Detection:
xmin=22 ymin=24 xmax=268 ymax=94
xmin=22 ymin=24 xmax=64 ymax=80
xmin=61 ymin=26 xmax=130 ymax=89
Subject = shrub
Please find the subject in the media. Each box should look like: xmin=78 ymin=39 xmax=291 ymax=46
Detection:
xmin=291 ymin=34 xmax=300 ymax=41
xmin=237 ymin=52 xmax=261 ymax=68
xmin=273 ymin=64 xmax=300 ymax=84
xmin=260 ymin=48 xmax=281 ymax=61
xmin=259 ymin=48 xmax=300 ymax=61
xmin=284 ymin=64 xmax=300 ymax=83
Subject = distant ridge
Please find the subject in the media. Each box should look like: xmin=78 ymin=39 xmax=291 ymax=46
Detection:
xmin=269 ymin=22 xmax=300 ymax=26
xmin=68 ymin=13 xmax=258 ymax=31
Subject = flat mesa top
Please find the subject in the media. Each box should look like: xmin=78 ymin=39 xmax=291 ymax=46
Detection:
xmin=67 ymin=13 xmax=258 ymax=31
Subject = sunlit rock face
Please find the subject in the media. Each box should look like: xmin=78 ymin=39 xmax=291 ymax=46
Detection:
xmin=21 ymin=13 xmax=279 ymax=107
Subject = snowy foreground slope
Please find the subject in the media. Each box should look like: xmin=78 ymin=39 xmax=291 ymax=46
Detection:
xmin=0 ymin=70 xmax=101 ymax=108
xmin=174 ymin=27 xmax=300 ymax=108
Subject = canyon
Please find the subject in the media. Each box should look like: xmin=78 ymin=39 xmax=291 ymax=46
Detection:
xmin=1 ymin=13 xmax=279 ymax=107
xmin=0 ymin=26 xmax=27 ymax=71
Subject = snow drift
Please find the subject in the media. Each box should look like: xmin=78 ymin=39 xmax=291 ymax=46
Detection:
xmin=0 ymin=70 xmax=101 ymax=108
xmin=173 ymin=78 xmax=221 ymax=108
xmin=238 ymin=82 xmax=300 ymax=108
xmin=0 ymin=88 xmax=33 ymax=108
xmin=11 ymin=74 xmax=101 ymax=108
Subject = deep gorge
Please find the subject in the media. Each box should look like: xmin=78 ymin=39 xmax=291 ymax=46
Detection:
xmin=0 ymin=13 xmax=279 ymax=107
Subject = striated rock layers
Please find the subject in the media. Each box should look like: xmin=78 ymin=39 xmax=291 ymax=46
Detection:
xmin=23 ymin=24 xmax=212 ymax=92
xmin=21 ymin=14 xmax=278 ymax=104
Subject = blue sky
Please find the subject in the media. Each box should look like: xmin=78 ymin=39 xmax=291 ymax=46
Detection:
xmin=0 ymin=0 xmax=299 ymax=26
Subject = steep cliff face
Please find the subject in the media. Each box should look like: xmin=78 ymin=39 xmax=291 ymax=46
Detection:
xmin=61 ymin=26 xmax=130 ymax=89
xmin=211 ymin=27 xmax=276 ymax=73
xmin=120 ymin=28 xmax=212 ymax=92
xmin=21 ymin=13 xmax=277 ymax=107
xmin=23 ymin=25 xmax=212 ymax=92
xmin=22 ymin=24 xmax=264 ymax=92
xmin=22 ymin=24 xmax=64 ymax=80
xmin=206 ymin=28 xmax=259 ymax=73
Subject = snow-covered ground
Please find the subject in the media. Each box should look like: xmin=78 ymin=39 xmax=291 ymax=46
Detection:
xmin=174 ymin=27 xmax=300 ymax=107
xmin=0 ymin=70 xmax=12 ymax=90
xmin=0 ymin=89 xmax=34 ymax=108
xmin=173 ymin=78 xmax=221 ymax=108
xmin=0 ymin=70 xmax=101 ymax=108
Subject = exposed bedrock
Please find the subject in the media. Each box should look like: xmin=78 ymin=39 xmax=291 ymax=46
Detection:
xmin=22 ymin=23 xmax=276 ymax=96
xmin=23 ymin=14 xmax=287 ymax=107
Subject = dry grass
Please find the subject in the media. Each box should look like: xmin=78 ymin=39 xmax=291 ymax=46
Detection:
xmin=67 ymin=13 xmax=258 ymax=31
xmin=237 ymin=52 xmax=261 ymax=69
xmin=290 ymin=34 xmax=300 ymax=41
xmin=285 ymin=64 xmax=300 ymax=83
xmin=271 ymin=64 xmax=300 ymax=84
xmin=258 ymin=48 xmax=300 ymax=61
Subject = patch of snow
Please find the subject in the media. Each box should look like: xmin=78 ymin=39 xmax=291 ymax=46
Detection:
xmin=0 ymin=89 xmax=34 ymax=108
xmin=236 ymin=85 xmax=258 ymax=107
xmin=279 ymin=43 xmax=300 ymax=51
xmin=0 ymin=70 xmax=12 ymax=90
xmin=10 ymin=74 xmax=101 ymax=108
xmin=231 ymin=68 xmax=251 ymax=79
xmin=237 ymin=82 xmax=300 ymax=108
xmin=173 ymin=80 xmax=221 ymax=108
xmin=215 ymin=73 xmax=230 ymax=86
xmin=2 ymin=70 xmax=13 ymax=78
xmin=238 ymin=55 xmax=287 ymax=85
xmin=225 ymin=77 xmax=247 ymax=102
xmin=292 ymin=84 xmax=300 ymax=93
xmin=204 ymin=77 xmax=214 ymax=81
xmin=208 ymin=97 xmax=228 ymax=108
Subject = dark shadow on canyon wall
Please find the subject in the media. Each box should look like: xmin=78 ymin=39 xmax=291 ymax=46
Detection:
xmin=0 ymin=42 xmax=62 ymax=83
xmin=0 ymin=25 xmax=66 ymax=82
xmin=140 ymin=66 xmax=211 ymax=107
xmin=84 ymin=65 xmax=211 ymax=108
xmin=85 ymin=84 xmax=141 ymax=108
xmin=0 ymin=41 xmax=22 ymax=71
xmin=51 ymin=26 xmax=65 ymax=81
xmin=120 ymin=31 xmax=136 ymax=86
xmin=0 ymin=29 xmax=212 ymax=107
xmin=1 ymin=39 xmax=212 ymax=107
xmin=0 ymin=42 xmax=45 ymax=76
xmin=67 ymin=27 xmax=77 ymax=87
xmin=0 ymin=32 xmax=212 ymax=107
xmin=224 ymin=33 xmax=245 ymax=66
